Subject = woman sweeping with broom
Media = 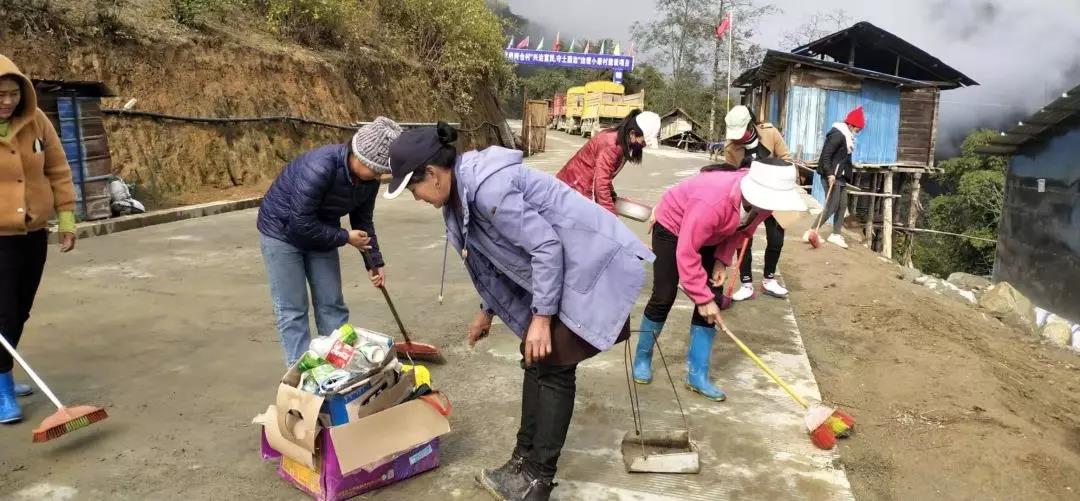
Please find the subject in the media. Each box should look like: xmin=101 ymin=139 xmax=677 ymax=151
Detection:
xmin=722 ymin=105 xmax=794 ymax=301
xmin=257 ymin=117 xmax=401 ymax=366
xmin=383 ymin=123 xmax=653 ymax=501
xmin=632 ymin=158 xmax=806 ymax=402
xmin=0 ymin=55 xmax=78 ymax=424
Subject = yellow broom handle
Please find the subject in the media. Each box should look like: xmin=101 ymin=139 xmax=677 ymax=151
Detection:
xmin=717 ymin=321 xmax=810 ymax=409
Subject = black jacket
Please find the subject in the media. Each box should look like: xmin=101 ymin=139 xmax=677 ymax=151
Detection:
xmin=817 ymin=127 xmax=854 ymax=184
xmin=257 ymin=144 xmax=384 ymax=268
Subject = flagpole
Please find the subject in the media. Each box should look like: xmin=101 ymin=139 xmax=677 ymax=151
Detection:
xmin=727 ymin=11 xmax=734 ymax=112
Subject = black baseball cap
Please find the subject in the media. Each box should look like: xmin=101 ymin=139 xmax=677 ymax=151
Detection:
xmin=384 ymin=123 xmax=456 ymax=199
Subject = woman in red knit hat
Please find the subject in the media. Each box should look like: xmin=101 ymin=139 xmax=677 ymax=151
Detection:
xmin=814 ymin=105 xmax=864 ymax=249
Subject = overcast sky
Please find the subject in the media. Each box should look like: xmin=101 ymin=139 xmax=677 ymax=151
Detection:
xmin=505 ymin=0 xmax=1080 ymax=151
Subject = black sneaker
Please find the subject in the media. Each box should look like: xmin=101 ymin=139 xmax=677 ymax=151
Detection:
xmin=476 ymin=453 xmax=527 ymax=501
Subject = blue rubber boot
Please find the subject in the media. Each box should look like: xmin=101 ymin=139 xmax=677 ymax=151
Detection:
xmin=14 ymin=382 xmax=33 ymax=397
xmin=685 ymin=325 xmax=727 ymax=401
xmin=633 ymin=317 xmax=665 ymax=384
xmin=0 ymin=371 xmax=24 ymax=424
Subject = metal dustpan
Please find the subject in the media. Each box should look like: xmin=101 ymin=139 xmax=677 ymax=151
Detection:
xmin=620 ymin=331 xmax=701 ymax=474
xmin=621 ymin=429 xmax=700 ymax=473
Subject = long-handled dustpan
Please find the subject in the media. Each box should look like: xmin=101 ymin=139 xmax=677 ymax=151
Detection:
xmin=620 ymin=330 xmax=700 ymax=474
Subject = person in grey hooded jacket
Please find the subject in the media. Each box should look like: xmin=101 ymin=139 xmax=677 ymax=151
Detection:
xmin=384 ymin=123 xmax=654 ymax=501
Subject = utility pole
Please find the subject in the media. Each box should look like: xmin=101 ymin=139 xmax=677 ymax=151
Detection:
xmin=708 ymin=1 xmax=726 ymax=141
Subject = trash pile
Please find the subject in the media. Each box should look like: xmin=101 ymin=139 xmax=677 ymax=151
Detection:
xmin=254 ymin=323 xmax=450 ymax=501
xmin=296 ymin=324 xmax=396 ymax=396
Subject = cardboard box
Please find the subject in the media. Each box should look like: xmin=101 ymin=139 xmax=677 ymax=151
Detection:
xmin=321 ymin=362 xmax=407 ymax=426
xmin=263 ymin=431 xmax=441 ymax=501
xmin=255 ymin=363 xmax=451 ymax=501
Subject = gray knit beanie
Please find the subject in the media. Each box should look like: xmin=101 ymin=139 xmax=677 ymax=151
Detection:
xmin=351 ymin=117 xmax=403 ymax=174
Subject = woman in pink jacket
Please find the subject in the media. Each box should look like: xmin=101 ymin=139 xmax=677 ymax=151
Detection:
xmin=633 ymin=158 xmax=805 ymax=401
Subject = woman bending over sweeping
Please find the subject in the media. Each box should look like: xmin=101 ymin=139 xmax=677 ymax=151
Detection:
xmin=383 ymin=123 xmax=653 ymax=501
xmin=257 ymin=117 xmax=402 ymax=366
xmin=633 ymin=158 xmax=806 ymax=401
xmin=722 ymin=105 xmax=794 ymax=301
xmin=0 ymin=54 xmax=78 ymax=423
xmin=555 ymin=109 xmax=661 ymax=213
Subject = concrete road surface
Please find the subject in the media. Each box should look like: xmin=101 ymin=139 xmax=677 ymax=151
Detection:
xmin=0 ymin=131 xmax=852 ymax=500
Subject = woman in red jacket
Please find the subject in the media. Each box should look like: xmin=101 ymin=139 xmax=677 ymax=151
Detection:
xmin=556 ymin=110 xmax=661 ymax=213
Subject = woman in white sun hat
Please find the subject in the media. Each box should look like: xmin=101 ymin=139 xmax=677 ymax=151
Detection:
xmin=722 ymin=105 xmax=794 ymax=301
xmin=633 ymin=157 xmax=806 ymax=402
xmin=556 ymin=109 xmax=661 ymax=214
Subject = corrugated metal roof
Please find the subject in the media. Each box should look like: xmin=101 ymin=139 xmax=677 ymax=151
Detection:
xmin=791 ymin=22 xmax=977 ymax=87
xmin=979 ymin=83 xmax=1080 ymax=154
xmin=734 ymin=51 xmax=943 ymax=90
xmin=32 ymin=79 xmax=116 ymax=97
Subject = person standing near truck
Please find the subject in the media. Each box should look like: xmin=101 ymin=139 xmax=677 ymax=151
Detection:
xmin=0 ymin=54 xmax=78 ymax=423
xmin=384 ymin=123 xmax=653 ymax=501
xmin=556 ymin=109 xmax=661 ymax=214
xmin=722 ymin=105 xmax=794 ymax=300
xmin=257 ymin=117 xmax=401 ymax=366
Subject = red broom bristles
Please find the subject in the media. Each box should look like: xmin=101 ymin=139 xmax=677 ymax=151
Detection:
xmin=32 ymin=409 xmax=109 ymax=443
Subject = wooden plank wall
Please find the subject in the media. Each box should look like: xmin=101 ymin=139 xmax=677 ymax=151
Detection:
xmin=792 ymin=69 xmax=862 ymax=92
xmin=898 ymin=88 xmax=939 ymax=165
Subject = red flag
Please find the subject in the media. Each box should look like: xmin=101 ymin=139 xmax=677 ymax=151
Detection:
xmin=584 ymin=41 xmax=591 ymax=53
xmin=516 ymin=36 xmax=530 ymax=49
xmin=554 ymin=32 xmax=561 ymax=52
xmin=715 ymin=12 xmax=732 ymax=39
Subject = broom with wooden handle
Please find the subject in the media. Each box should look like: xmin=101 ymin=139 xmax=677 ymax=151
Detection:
xmin=804 ymin=170 xmax=838 ymax=249
xmin=0 ymin=332 xmax=108 ymax=443
xmin=360 ymin=250 xmax=445 ymax=364
xmin=715 ymin=319 xmax=854 ymax=450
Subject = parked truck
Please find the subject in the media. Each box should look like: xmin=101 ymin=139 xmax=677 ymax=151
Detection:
xmin=578 ymin=81 xmax=644 ymax=138
xmin=549 ymin=92 xmax=565 ymax=129
xmin=559 ymin=86 xmax=586 ymax=134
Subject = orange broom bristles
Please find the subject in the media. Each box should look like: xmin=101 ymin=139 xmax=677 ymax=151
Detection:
xmin=32 ymin=406 xmax=109 ymax=443
xmin=809 ymin=424 xmax=837 ymax=450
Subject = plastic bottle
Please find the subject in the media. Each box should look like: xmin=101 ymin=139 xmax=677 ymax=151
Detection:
xmin=297 ymin=351 xmax=329 ymax=373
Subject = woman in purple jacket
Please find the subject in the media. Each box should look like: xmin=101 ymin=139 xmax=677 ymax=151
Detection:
xmin=257 ymin=118 xmax=401 ymax=366
xmin=384 ymin=123 xmax=654 ymax=501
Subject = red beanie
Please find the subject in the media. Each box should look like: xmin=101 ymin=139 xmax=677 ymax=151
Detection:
xmin=845 ymin=106 xmax=866 ymax=129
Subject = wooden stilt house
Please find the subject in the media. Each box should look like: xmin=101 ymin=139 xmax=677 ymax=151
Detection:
xmin=734 ymin=22 xmax=977 ymax=261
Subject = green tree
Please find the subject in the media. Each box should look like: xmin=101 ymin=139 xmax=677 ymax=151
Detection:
xmin=913 ymin=129 xmax=1009 ymax=277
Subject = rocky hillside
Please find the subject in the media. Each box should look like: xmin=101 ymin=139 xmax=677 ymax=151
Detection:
xmin=1 ymin=0 xmax=512 ymax=207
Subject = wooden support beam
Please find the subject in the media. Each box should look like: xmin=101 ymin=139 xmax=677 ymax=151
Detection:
xmin=904 ymin=173 xmax=922 ymax=267
xmin=929 ymin=89 xmax=941 ymax=167
xmin=882 ymin=171 xmax=894 ymax=258
xmin=864 ymin=173 xmax=877 ymax=245
xmin=848 ymin=192 xmax=901 ymax=198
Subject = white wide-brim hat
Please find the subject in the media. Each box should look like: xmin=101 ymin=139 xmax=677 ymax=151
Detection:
xmin=635 ymin=111 xmax=661 ymax=147
xmin=725 ymin=105 xmax=752 ymax=141
xmin=740 ymin=160 xmax=807 ymax=212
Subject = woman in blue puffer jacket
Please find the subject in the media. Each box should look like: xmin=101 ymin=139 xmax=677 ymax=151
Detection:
xmin=257 ymin=117 xmax=401 ymax=365
xmin=384 ymin=123 xmax=654 ymax=501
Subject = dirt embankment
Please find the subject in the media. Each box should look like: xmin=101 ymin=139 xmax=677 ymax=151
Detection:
xmin=783 ymin=232 xmax=1080 ymax=500
xmin=1 ymin=1 xmax=509 ymax=208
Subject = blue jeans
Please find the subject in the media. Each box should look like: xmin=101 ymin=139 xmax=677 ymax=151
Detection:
xmin=260 ymin=234 xmax=349 ymax=366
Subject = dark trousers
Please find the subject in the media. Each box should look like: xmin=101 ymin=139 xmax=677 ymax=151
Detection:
xmin=0 ymin=230 xmax=49 ymax=373
xmin=643 ymin=224 xmax=715 ymax=327
xmin=515 ymin=361 xmax=578 ymax=481
xmin=739 ymin=216 xmax=784 ymax=282
xmin=821 ymin=183 xmax=848 ymax=229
